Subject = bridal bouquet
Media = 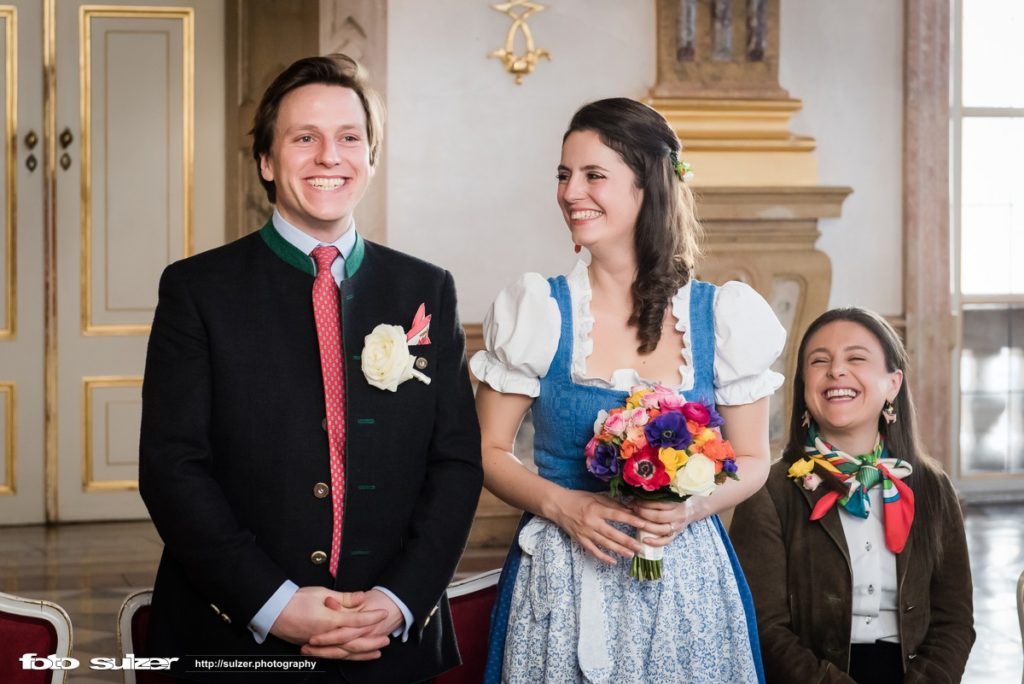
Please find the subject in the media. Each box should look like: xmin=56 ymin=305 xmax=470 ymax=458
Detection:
xmin=585 ymin=386 xmax=738 ymax=580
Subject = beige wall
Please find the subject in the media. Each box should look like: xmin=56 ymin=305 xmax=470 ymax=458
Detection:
xmin=382 ymin=0 xmax=903 ymax=322
xmin=384 ymin=0 xmax=656 ymax=321
xmin=781 ymin=0 xmax=904 ymax=317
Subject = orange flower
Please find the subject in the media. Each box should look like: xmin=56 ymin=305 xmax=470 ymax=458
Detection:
xmin=686 ymin=420 xmax=703 ymax=436
xmin=620 ymin=440 xmax=639 ymax=460
xmin=702 ymin=439 xmax=736 ymax=462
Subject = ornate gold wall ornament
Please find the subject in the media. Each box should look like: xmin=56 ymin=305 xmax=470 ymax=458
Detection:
xmin=489 ymin=1 xmax=550 ymax=85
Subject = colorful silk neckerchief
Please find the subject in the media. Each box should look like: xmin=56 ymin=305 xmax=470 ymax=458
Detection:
xmin=800 ymin=424 xmax=915 ymax=553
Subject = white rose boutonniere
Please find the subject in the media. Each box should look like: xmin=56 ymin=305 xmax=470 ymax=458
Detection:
xmin=361 ymin=324 xmax=431 ymax=392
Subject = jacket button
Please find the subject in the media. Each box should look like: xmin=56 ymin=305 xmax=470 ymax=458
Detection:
xmin=313 ymin=482 xmax=330 ymax=499
xmin=904 ymin=604 xmax=915 ymax=612
xmin=322 ymin=417 xmax=328 ymax=431
xmin=310 ymin=550 xmax=328 ymax=565
xmin=221 ymin=612 xmax=232 ymax=624
xmin=414 ymin=356 xmax=428 ymax=370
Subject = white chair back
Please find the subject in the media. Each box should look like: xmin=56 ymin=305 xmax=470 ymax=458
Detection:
xmin=0 ymin=591 xmax=74 ymax=684
xmin=116 ymin=589 xmax=153 ymax=684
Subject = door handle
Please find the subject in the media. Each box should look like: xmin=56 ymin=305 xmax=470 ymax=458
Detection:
xmin=58 ymin=127 xmax=75 ymax=171
xmin=24 ymin=129 xmax=38 ymax=172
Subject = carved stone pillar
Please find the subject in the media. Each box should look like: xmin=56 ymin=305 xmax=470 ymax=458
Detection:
xmin=652 ymin=0 xmax=851 ymax=453
xmin=651 ymin=0 xmax=817 ymax=187
xmin=697 ymin=187 xmax=851 ymax=444
xmin=225 ymin=0 xmax=387 ymax=242
xmin=904 ymin=0 xmax=952 ymax=472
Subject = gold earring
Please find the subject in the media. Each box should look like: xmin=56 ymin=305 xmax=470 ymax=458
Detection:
xmin=801 ymin=410 xmax=811 ymax=428
xmin=882 ymin=400 xmax=897 ymax=425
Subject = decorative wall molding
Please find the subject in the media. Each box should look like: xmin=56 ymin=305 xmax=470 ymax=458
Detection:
xmin=903 ymin=0 xmax=953 ymax=472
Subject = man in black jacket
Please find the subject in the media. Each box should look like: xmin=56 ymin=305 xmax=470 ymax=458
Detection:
xmin=139 ymin=54 xmax=483 ymax=682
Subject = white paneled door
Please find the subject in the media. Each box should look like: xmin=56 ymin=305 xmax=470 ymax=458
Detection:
xmin=0 ymin=0 xmax=224 ymax=524
xmin=0 ymin=1 xmax=44 ymax=525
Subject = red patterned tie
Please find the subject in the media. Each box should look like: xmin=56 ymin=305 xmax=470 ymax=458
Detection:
xmin=311 ymin=246 xmax=346 ymax=577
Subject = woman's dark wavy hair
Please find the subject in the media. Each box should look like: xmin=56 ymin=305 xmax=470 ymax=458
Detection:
xmin=784 ymin=307 xmax=956 ymax=567
xmin=564 ymin=98 xmax=702 ymax=354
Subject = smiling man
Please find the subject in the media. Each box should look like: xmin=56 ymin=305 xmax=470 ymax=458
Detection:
xmin=139 ymin=54 xmax=483 ymax=683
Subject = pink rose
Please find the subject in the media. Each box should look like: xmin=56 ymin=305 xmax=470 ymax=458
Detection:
xmin=624 ymin=407 xmax=650 ymax=428
xmin=681 ymin=402 xmax=711 ymax=426
xmin=604 ymin=412 xmax=628 ymax=436
xmin=641 ymin=392 xmax=664 ymax=409
xmin=658 ymin=393 xmax=686 ymax=411
xmin=585 ymin=437 xmax=598 ymax=460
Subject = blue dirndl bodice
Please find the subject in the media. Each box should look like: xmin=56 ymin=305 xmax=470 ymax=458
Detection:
xmin=483 ymin=276 xmax=765 ymax=684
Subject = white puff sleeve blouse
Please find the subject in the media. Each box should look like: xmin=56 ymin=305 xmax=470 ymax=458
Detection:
xmin=469 ymin=262 xmax=786 ymax=404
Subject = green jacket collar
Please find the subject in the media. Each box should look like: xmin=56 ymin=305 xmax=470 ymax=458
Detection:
xmin=258 ymin=219 xmax=366 ymax=278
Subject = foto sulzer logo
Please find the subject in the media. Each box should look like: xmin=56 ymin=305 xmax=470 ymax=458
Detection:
xmin=20 ymin=653 xmax=79 ymax=670
xmin=20 ymin=653 xmax=179 ymax=671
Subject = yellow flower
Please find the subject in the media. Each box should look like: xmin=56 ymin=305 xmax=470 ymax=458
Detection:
xmin=787 ymin=458 xmax=815 ymax=479
xmin=659 ymin=447 xmax=689 ymax=479
xmin=626 ymin=388 xmax=652 ymax=410
xmin=692 ymin=428 xmax=718 ymax=448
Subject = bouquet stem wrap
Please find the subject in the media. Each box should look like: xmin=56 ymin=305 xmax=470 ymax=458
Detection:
xmin=630 ymin=530 xmax=665 ymax=581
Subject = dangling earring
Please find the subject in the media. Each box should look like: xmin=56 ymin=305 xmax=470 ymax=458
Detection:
xmin=801 ymin=410 xmax=811 ymax=428
xmin=882 ymin=400 xmax=897 ymax=425
xmin=574 ymin=243 xmax=582 ymax=254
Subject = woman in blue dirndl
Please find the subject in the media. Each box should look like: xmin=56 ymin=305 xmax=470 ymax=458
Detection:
xmin=471 ymin=99 xmax=787 ymax=683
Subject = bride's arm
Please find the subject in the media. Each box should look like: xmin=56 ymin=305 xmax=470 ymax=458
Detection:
xmin=633 ymin=397 xmax=771 ymax=541
xmin=476 ymin=383 xmax=648 ymax=565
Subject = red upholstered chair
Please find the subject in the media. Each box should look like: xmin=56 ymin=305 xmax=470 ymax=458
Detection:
xmin=117 ymin=589 xmax=173 ymax=684
xmin=435 ymin=569 xmax=502 ymax=684
xmin=0 ymin=591 xmax=74 ymax=684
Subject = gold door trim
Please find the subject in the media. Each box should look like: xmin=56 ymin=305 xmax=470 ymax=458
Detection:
xmin=79 ymin=6 xmax=194 ymax=336
xmin=43 ymin=0 xmax=57 ymax=521
xmin=0 ymin=381 xmax=14 ymax=495
xmin=82 ymin=375 xmax=141 ymax=492
xmin=0 ymin=7 xmax=16 ymax=339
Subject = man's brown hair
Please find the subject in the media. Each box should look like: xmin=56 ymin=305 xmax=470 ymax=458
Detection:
xmin=251 ymin=53 xmax=385 ymax=203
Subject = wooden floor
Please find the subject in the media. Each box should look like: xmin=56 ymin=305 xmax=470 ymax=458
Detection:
xmin=2 ymin=503 xmax=1021 ymax=683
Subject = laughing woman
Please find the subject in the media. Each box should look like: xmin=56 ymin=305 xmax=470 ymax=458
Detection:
xmin=730 ymin=308 xmax=975 ymax=684
xmin=473 ymin=98 xmax=786 ymax=683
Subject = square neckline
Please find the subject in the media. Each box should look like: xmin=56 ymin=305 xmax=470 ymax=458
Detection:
xmin=565 ymin=262 xmax=697 ymax=393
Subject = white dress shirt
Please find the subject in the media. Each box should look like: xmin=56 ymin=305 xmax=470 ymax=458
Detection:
xmin=839 ymin=486 xmax=899 ymax=643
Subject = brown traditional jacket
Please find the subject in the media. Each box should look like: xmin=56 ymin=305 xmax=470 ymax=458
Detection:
xmin=730 ymin=460 xmax=974 ymax=684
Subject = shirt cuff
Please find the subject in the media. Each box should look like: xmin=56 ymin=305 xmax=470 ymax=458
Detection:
xmin=373 ymin=585 xmax=413 ymax=642
xmin=248 ymin=580 xmax=299 ymax=644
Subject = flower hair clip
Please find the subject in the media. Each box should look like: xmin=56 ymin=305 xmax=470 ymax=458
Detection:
xmin=669 ymin=150 xmax=694 ymax=182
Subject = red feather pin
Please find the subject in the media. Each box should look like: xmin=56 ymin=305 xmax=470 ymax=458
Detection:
xmin=406 ymin=303 xmax=431 ymax=345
